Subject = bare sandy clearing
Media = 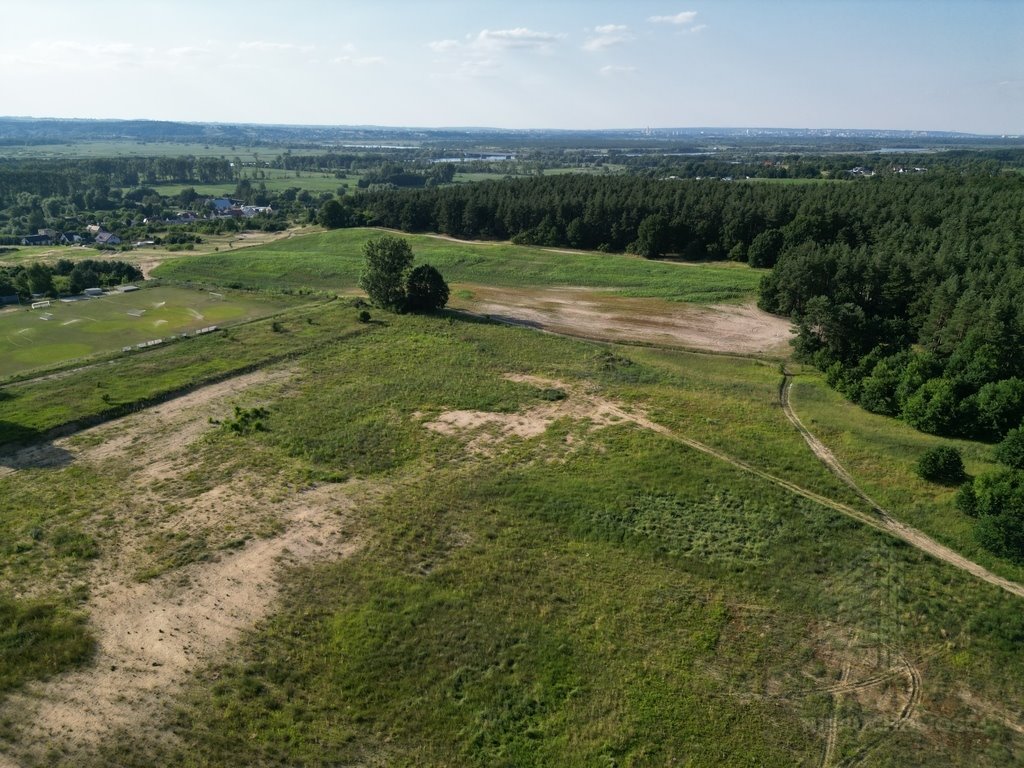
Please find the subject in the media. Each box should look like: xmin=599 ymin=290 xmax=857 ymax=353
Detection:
xmin=0 ymin=367 xmax=296 ymax=479
xmin=0 ymin=366 xmax=368 ymax=761
xmin=451 ymin=284 xmax=794 ymax=357
xmin=5 ymin=484 xmax=360 ymax=754
xmin=423 ymin=373 xmax=633 ymax=454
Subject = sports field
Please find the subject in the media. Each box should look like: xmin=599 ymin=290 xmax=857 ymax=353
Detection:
xmin=0 ymin=285 xmax=292 ymax=378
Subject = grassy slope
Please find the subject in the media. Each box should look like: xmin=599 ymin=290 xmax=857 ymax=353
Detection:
xmin=791 ymin=375 xmax=1024 ymax=585
xmin=1 ymin=313 xmax=1021 ymax=765
xmin=153 ymin=227 xmax=765 ymax=303
xmin=0 ymin=299 xmax=357 ymax=444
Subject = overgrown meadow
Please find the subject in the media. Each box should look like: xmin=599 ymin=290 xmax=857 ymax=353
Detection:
xmin=1 ymin=231 xmax=1022 ymax=766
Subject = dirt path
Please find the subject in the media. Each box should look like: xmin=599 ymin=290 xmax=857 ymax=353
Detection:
xmin=821 ymin=662 xmax=849 ymax=768
xmin=780 ymin=375 xmax=1024 ymax=600
xmin=428 ymin=373 xmax=1024 ymax=602
xmin=835 ymin=654 xmax=922 ymax=768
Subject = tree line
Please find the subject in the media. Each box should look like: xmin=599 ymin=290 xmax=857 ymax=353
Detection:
xmin=0 ymin=259 xmax=142 ymax=299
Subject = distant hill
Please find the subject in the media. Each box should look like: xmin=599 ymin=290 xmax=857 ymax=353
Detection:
xmin=0 ymin=116 xmax=1015 ymax=152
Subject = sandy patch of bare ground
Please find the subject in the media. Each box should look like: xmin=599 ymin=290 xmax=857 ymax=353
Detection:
xmin=423 ymin=373 xmax=632 ymax=454
xmin=0 ymin=368 xmax=295 ymax=480
xmin=136 ymin=227 xmax=304 ymax=278
xmin=451 ymin=285 xmax=794 ymax=357
xmin=0 ymin=368 xmax=364 ymax=764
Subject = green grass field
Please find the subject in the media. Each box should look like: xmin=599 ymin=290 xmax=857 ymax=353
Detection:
xmin=3 ymin=223 xmax=1024 ymax=766
xmin=153 ymin=227 xmax=765 ymax=303
xmin=1 ymin=310 xmax=1021 ymax=766
xmin=0 ymin=285 xmax=293 ymax=379
xmin=136 ymin=169 xmax=360 ymax=198
xmin=0 ymin=141 xmax=326 ymax=160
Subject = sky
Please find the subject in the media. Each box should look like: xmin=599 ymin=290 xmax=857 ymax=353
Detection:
xmin=1 ymin=0 xmax=1021 ymax=134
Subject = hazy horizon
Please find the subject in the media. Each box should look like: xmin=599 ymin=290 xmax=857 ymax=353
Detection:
xmin=2 ymin=1 xmax=1021 ymax=135
xmin=0 ymin=115 xmax=1008 ymax=137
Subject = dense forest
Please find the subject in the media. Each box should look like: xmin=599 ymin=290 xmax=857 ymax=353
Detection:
xmin=351 ymin=173 xmax=1024 ymax=445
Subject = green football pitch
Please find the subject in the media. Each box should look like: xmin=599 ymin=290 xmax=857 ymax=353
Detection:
xmin=0 ymin=285 xmax=291 ymax=379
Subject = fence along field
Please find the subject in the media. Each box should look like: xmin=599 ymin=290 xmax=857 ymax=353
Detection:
xmin=0 ymin=285 xmax=292 ymax=379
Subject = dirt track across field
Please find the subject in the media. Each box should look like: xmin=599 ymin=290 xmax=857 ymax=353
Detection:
xmin=428 ymin=372 xmax=1024 ymax=602
xmin=779 ymin=375 xmax=1024 ymax=600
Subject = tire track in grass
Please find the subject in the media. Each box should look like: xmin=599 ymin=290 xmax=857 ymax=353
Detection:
xmin=838 ymin=653 xmax=922 ymax=768
xmin=821 ymin=662 xmax=849 ymax=768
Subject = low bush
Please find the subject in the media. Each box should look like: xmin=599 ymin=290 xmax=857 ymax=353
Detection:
xmin=916 ymin=445 xmax=966 ymax=484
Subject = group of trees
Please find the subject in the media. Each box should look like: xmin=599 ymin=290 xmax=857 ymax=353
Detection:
xmin=915 ymin=436 xmax=1024 ymax=563
xmin=757 ymin=174 xmax=1024 ymax=443
xmin=357 ymin=162 xmax=456 ymax=189
xmin=359 ymin=236 xmax=449 ymax=314
xmin=0 ymin=259 xmax=142 ymax=299
xmin=0 ymin=157 xmax=234 ymax=202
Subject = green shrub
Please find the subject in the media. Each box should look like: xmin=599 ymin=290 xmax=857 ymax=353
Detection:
xmin=995 ymin=427 xmax=1024 ymax=469
xmin=958 ymin=469 xmax=1024 ymax=562
xmin=223 ymin=406 xmax=269 ymax=435
xmin=916 ymin=445 xmax=966 ymax=484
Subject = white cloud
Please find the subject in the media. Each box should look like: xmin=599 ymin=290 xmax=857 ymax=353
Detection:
xmin=472 ymin=28 xmax=564 ymax=51
xmin=583 ymin=24 xmax=633 ymax=52
xmin=648 ymin=11 xmax=698 ymax=26
xmin=331 ymin=55 xmax=385 ymax=67
xmin=427 ymin=27 xmax=563 ymax=80
xmin=428 ymin=39 xmax=461 ymax=53
xmin=237 ymin=41 xmax=314 ymax=53
xmin=429 ymin=27 xmax=564 ymax=56
xmin=600 ymin=65 xmax=637 ymax=76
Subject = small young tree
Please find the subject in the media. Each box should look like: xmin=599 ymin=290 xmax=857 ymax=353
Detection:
xmin=359 ymin=235 xmax=414 ymax=311
xmin=404 ymin=264 xmax=449 ymax=313
xmin=916 ymin=445 xmax=966 ymax=485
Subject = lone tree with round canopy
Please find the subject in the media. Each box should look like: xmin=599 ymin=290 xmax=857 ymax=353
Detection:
xmin=405 ymin=264 xmax=449 ymax=313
